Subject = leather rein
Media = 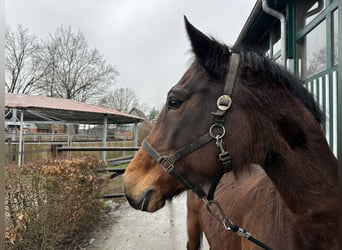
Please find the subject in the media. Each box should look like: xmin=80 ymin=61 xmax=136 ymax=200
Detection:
xmin=142 ymin=53 xmax=272 ymax=250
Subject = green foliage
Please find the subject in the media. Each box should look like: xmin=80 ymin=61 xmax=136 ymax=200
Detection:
xmin=5 ymin=156 xmax=110 ymax=249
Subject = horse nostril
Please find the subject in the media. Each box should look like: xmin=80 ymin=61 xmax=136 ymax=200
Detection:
xmin=140 ymin=189 xmax=154 ymax=211
xmin=126 ymin=189 xmax=155 ymax=211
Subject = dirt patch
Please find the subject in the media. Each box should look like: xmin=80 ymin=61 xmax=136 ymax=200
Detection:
xmin=83 ymin=176 xmax=210 ymax=249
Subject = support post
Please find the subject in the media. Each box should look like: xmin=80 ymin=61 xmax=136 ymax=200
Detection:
xmin=133 ymin=122 xmax=138 ymax=147
xmin=67 ymin=133 xmax=73 ymax=158
xmin=18 ymin=110 xmax=24 ymax=166
xmin=102 ymin=115 xmax=108 ymax=160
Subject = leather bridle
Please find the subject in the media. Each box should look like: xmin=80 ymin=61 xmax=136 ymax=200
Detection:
xmin=142 ymin=52 xmax=240 ymax=201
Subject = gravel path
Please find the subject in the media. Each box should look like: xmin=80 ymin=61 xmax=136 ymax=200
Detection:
xmin=87 ymin=195 xmax=209 ymax=250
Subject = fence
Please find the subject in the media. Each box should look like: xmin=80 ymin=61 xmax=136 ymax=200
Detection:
xmin=304 ymin=66 xmax=338 ymax=156
xmin=56 ymin=146 xmax=140 ymax=198
xmin=4 ymin=133 xmax=136 ymax=165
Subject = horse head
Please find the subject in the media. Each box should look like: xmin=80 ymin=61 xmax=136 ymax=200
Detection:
xmin=123 ymin=16 xmax=333 ymax=215
xmin=123 ymin=17 xmax=250 ymax=212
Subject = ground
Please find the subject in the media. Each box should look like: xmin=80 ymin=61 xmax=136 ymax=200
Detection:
xmin=86 ymin=194 xmax=209 ymax=249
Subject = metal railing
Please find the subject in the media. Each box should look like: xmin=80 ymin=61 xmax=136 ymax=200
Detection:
xmin=304 ymin=67 xmax=338 ymax=156
xmin=4 ymin=132 xmax=136 ymax=165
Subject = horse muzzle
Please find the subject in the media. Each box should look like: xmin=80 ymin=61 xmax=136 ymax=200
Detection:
xmin=123 ymin=157 xmax=167 ymax=212
xmin=125 ymin=188 xmax=155 ymax=211
xmin=123 ymin=179 xmax=166 ymax=212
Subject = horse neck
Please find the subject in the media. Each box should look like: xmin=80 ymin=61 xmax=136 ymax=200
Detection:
xmin=261 ymin=133 xmax=338 ymax=247
xmin=263 ymin=136 xmax=337 ymax=214
xmin=255 ymin=114 xmax=338 ymax=215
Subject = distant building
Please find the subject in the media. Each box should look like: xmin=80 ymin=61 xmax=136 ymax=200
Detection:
xmin=129 ymin=107 xmax=154 ymax=144
xmin=129 ymin=107 xmax=148 ymax=121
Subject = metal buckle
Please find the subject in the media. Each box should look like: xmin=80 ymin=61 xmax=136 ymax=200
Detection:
xmin=209 ymin=124 xmax=226 ymax=139
xmin=217 ymin=95 xmax=232 ymax=111
xmin=158 ymin=156 xmax=175 ymax=173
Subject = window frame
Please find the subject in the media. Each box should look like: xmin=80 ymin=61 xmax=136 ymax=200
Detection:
xmin=294 ymin=0 xmax=338 ymax=77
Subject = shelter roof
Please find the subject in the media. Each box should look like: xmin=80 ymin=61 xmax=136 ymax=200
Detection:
xmin=235 ymin=0 xmax=287 ymax=48
xmin=5 ymin=93 xmax=144 ymax=124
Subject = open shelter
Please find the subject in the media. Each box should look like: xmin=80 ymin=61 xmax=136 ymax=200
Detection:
xmin=5 ymin=93 xmax=144 ymax=165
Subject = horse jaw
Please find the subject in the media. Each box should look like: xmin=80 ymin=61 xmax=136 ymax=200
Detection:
xmin=123 ymin=148 xmax=185 ymax=212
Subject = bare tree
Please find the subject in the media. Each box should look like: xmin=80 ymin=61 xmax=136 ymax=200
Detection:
xmin=38 ymin=25 xmax=117 ymax=102
xmin=307 ymin=47 xmax=326 ymax=77
xmin=5 ymin=25 xmax=48 ymax=94
xmin=98 ymin=87 xmax=139 ymax=113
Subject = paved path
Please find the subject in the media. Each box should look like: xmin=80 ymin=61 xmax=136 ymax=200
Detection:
xmin=88 ymin=195 xmax=209 ymax=250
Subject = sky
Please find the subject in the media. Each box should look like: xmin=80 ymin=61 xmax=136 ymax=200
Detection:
xmin=5 ymin=0 xmax=256 ymax=109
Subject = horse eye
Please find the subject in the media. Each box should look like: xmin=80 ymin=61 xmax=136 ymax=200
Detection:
xmin=167 ymin=98 xmax=183 ymax=110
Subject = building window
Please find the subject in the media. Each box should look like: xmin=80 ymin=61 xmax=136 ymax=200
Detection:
xmin=297 ymin=19 xmax=327 ymax=78
xmin=296 ymin=0 xmax=325 ymax=31
xmin=333 ymin=9 xmax=338 ymax=65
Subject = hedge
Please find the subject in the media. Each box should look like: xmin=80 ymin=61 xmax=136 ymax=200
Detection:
xmin=5 ymin=156 xmax=110 ymax=249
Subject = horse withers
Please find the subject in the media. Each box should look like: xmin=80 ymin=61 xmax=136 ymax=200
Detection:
xmin=123 ymin=17 xmax=338 ymax=249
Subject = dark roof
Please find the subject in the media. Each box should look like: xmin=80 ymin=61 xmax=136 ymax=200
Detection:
xmin=235 ymin=0 xmax=287 ymax=48
xmin=5 ymin=93 xmax=144 ymax=124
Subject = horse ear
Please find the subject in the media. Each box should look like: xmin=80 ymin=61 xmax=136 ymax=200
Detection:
xmin=184 ymin=16 xmax=230 ymax=78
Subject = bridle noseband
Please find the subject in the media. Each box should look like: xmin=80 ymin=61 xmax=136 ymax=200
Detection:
xmin=141 ymin=53 xmax=273 ymax=250
xmin=142 ymin=52 xmax=240 ymax=201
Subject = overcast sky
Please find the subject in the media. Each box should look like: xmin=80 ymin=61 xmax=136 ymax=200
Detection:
xmin=5 ymin=0 xmax=256 ymax=109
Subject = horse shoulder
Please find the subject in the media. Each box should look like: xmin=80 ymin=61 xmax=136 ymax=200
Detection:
xmin=198 ymin=169 xmax=299 ymax=249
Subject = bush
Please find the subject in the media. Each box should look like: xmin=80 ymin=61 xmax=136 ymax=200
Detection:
xmin=5 ymin=156 xmax=110 ymax=249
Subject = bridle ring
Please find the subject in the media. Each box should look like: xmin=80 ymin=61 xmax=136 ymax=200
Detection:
xmin=209 ymin=124 xmax=225 ymax=139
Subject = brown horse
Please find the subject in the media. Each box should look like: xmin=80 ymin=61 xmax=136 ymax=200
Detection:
xmin=123 ymin=17 xmax=338 ymax=249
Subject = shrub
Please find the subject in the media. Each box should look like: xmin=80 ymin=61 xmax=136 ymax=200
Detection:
xmin=5 ymin=156 xmax=110 ymax=249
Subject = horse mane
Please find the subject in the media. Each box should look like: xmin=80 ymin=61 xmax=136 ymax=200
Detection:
xmin=190 ymin=34 xmax=324 ymax=125
xmin=231 ymin=46 xmax=324 ymax=125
